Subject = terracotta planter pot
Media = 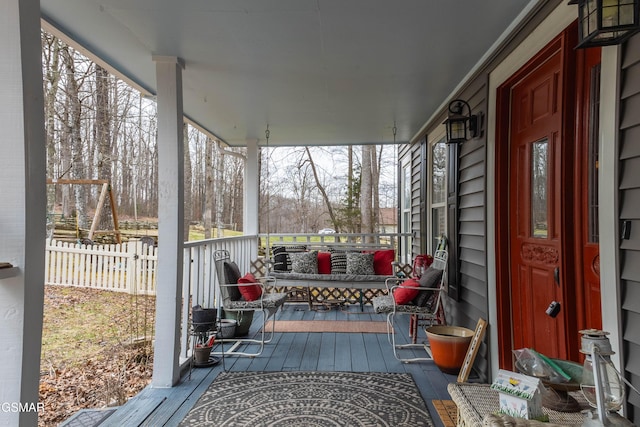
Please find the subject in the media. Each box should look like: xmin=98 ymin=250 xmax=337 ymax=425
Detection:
xmin=426 ymin=325 xmax=474 ymax=374
xmin=194 ymin=345 xmax=213 ymax=364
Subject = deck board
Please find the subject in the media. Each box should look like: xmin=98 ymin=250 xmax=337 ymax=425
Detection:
xmin=96 ymin=304 xmax=458 ymax=427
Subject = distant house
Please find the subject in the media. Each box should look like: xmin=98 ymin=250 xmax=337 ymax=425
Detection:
xmin=378 ymin=207 xmax=397 ymax=234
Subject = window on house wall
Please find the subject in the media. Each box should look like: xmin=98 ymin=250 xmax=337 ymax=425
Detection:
xmin=400 ymin=160 xmax=412 ymax=264
xmin=429 ymin=135 xmax=447 ymax=253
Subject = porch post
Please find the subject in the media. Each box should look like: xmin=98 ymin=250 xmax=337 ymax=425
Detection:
xmin=152 ymin=55 xmax=185 ymax=387
xmin=0 ymin=0 xmax=47 ymax=424
xmin=244 ymin=139 xmax=260 ymax=236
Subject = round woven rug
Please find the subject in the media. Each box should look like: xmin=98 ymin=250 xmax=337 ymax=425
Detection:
xmin=180 ymin=371 xmax=434 ymax=426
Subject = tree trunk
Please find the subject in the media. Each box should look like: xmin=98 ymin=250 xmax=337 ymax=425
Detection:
xmin=42 ymin=33 xmax=61 ymax=225
xmin=95 ymin=64 xmax=112 ymax=233
xmin=360 ymin=145 xmax=373 ymax=239
xmin=62 ymin=46 xmax=88 ymax=231
xmin=203 ymin=136 xmax=214 ymax=239
xmin=214 ymin=140 xmax=225 ymax=237
xmin=304 ymin=147 xmax=337 ymax=229
xmin=184 ymin=123 xmax=192 ymax=241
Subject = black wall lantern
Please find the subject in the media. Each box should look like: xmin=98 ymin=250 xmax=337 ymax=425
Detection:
xmin=569 ymin=0 xmax=640 ymax=48
xmin=444 ymin=99 xmax=480 ymax=144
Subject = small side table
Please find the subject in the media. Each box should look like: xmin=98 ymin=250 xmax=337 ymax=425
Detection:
xmin=447 ymin=383 xmax=588 ymax=427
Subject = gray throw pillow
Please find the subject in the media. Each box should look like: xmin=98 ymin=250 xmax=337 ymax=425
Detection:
xmin=289 ymin=251 xmax=318 ymax=274
xmin=346 ymin=252 xmax=375 ymax=275
xmin=413 ymin=266 xmax=443 ymax=308
xmin=222 ymin=261 xmax=242 ymax=301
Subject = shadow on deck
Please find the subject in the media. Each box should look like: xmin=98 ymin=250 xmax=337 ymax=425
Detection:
xmin=86 ymin=304 xmax=459 ymax=427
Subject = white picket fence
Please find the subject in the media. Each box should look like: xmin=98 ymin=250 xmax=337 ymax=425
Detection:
xmin=45 ymin=239 xmax=157 ymax=295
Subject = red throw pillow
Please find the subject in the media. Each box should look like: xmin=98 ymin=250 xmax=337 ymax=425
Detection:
xmin=317 ymin=252 xmax=332 ymax=274
xmin=237 ymin=272 xmax=262 ymax=301
xmin=373 ymin=249 xmax=395 ymax=275
xmin=393 ymin=279 xmax=420 ymax=305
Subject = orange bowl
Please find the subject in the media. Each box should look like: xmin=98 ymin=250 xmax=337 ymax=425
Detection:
xmin=426 ymin=325 xmax=474 ymax=374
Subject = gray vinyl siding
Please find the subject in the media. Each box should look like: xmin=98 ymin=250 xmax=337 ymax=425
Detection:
xmin=410 ymin=142 xmax=424 ymax=257
xmin=620 ymin=33 xmax=640 ymax=421
xmin=445 ymin=80 xmax=490 ymax=383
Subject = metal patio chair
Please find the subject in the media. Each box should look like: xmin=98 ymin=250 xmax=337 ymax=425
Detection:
xmin=372 ymin=249 xmax=448 ymax=363
xmin=213 ymin=249 xmax=288 ymax=357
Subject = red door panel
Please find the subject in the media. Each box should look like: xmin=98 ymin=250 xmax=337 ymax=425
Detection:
xmin=508 ymin=48 xmax=567 ymax=360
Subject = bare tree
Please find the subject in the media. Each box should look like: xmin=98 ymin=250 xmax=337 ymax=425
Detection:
xmin=360 ymin=145 xmax=374 ymax=237
xmin=214 ymin=140 xmax=225 ymax=236
xmin=183 ymin=123 xmax=192 ymax=240
xmin=203 ymin=136 xmax=214 ymax=239
xmin=303 ymin=147 xmax=337 ymax=228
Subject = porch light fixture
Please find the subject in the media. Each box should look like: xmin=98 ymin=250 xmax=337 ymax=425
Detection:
xmin=443 ymin=99 xmax=480 ymax=144
xmin=569 ymin=0 xmax=640 ymax=49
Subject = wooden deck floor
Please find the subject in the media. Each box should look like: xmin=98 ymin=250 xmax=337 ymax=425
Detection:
xmin=98 ymin=304 xmax=458 ymax=427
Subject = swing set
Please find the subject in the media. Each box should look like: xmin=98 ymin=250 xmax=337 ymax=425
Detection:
xmin=46 ymin=178 xmax=122 ymax=244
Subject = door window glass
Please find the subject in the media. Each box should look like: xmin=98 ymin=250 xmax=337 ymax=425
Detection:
xmin=532 ymin=139 xmax=548 ymax=238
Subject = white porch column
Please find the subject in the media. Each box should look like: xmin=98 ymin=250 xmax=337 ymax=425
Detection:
xmin=244 ymin=139 xmax=260 ymax=236
xmin=0 ymin=0 xmax=47 ymax=425
xmin=152 ymin=56 xmax=185 ymax=387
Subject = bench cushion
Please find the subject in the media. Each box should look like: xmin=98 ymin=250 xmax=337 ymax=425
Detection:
xmin=269 ymin=272 xmax=389 ymax=282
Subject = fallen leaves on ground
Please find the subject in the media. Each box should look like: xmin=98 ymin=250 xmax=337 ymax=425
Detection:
xmin=39 ymin=285 xmax=156 ymax=426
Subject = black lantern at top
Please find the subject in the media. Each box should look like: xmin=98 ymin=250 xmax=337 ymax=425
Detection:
xmin=569 ymin=0 xmax=640 ymax=48
xmin=443 ymin=99 xmax=480 ymax=144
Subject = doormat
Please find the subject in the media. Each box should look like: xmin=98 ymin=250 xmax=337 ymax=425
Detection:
xmin=59 ymin=408 xmax=117 ymax=427
xmin=180 ymin=371 xmax=434 ymax=426
xmin=264 ymin=320 xmax=388 ymax=333
xmin=432 ymin=400 xmax=457 ymax=427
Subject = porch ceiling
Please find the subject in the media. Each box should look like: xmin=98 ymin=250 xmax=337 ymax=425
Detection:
xmin=40 ymin=0 xmax=536 ymax=147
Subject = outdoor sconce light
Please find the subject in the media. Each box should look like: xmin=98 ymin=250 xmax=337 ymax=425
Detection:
xmin=569 ymin=0 xmax=640 ymax=49
xmin=444 ymin=99 xmax=481 ymax=144
xmin=579 ymin=329 xmax=633 ymax=427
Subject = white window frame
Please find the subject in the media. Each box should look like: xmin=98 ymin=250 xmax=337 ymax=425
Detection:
xmin=428 ymin=127 xmax=447 ymax=254
xmin=400 ymin=157 xmax=412 ymax=265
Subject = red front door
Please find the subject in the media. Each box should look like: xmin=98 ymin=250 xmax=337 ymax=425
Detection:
xmin=495 ymin=24 xmax=602 ymax=367
xmin=508 ymin=45 xmax=568 ymax=359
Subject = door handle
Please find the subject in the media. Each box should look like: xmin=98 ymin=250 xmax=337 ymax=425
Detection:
xmin=554 ymin=267 xmax=560 ymax=286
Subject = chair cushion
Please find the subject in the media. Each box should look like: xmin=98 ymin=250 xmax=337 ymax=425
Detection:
xmin=317 ymin=251 xmax=332 ymax=274
xmin=393 ymin=278 xmax=420 ymax=304
xmin=373 ymin=294 xmax=440 ymax=315
xmin=238 ymin=272 xmax=262 ymax=301
xmin=223 ymin=261 xmax=242 ymax=301
xmin=346 ymin=252 xmax=375 ymax=275
xmin=290 ymin=250 xmax=318 ymax=274
xmin=413 ymin=267 xmax=444 ymax=307
xmin=225 ymin=292 xmax=288 ymax=310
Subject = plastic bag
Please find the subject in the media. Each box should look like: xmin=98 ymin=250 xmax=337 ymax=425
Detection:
xmin=513 ymin=348 xmax=569 ymax=383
